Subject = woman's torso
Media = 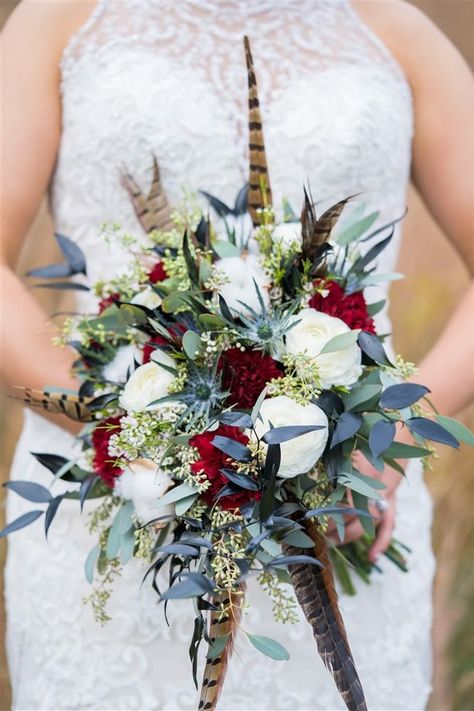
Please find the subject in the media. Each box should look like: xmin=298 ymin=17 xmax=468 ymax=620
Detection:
xmin=50 ymin=0 xmax=413 ymax=329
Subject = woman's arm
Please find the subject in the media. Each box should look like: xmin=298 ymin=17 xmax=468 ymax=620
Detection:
xmin=1 ymin=1 xmax=97 ymax=433
xmin=334 ymin=2 xmax=474 ymax=557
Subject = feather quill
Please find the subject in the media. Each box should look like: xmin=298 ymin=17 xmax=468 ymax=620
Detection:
xmin=12 ymin=386 xmax=94 ymax=422
xmin=244 ymin=36 xmax=272 ymax=226
xmin=284 ymin=520 xmax=367 ymax=711
xmin=121 ymin=156 xmax=175 ymax=234
xmin=198 ymin=586 xmax=245 ymax=711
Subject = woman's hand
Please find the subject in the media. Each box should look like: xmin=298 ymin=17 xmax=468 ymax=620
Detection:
xmin=326 ymin=422 xmax=411 ymax=561
xmin=326 ymin=454 xmax=400 ymax=563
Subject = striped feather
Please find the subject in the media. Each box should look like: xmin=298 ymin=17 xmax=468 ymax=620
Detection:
xmin=244 ymin=36 xmax=272 ymax=226
xmin=12 ymin=386 xmax=94 ymax=422
xmin=198 ymin=586 xmax=245 ymax=711
xmin=284 ymin=520 xmax=367 ymax=711
xmin=121 ymin=156 xmax=174 ymax=234
xmin=301 ymin=189 xmax=351 ymax=264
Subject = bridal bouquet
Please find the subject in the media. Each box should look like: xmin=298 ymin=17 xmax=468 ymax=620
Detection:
xmin=3 ymin=38 xmax=471 ymax=711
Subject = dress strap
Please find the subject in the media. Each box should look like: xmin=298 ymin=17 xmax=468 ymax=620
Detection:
xmin=59 ymin=0 xmax=109 ymax=78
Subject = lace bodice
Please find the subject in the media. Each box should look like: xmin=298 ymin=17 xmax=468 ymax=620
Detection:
xmin=51 ymin=0 xmax=413 ymax=321
xmin=6 ymin=4 xmax=436 ymax=711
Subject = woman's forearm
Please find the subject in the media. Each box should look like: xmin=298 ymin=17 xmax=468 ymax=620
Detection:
xmin=409 ymin=280 xmax=474 ymax=417
xmin=1 ymin=263 xmax=81 ymax=433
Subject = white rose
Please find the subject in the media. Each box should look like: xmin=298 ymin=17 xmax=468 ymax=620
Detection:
xmin=215 ymin=254 xmax=270 ymax=315
xmin=102 ymin=344 xmax=140 ymax=383
xmin=115 ymin=458 xmax=174 ymax=525
xmin=252 ymin=395 xmax=328 ymax=478
xmin=271 ymin=222 xmax=302 ymax=250
xmin=119 ymin=351 xmax=176 ymax=411
xmin=131 ymin=288 xmax=162 ymax=310
xmin=285 ymin=308 xmax=362 ymax=388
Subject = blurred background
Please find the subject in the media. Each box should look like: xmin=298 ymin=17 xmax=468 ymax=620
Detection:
xmin=0 ymin=1 xmax=473 ymax=709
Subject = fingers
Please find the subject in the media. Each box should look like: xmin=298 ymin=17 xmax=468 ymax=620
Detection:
xmin=327 ymin=516 xmax=365 ymax=545
xmin=368 ymin=498 xmax=396 ymax=563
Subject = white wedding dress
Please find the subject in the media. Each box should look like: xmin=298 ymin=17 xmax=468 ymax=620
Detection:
xmin=5 ymin=1 xmax=436 ymax=709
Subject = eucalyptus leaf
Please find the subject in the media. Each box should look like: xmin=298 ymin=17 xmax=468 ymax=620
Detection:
xmin=246 ymin=634 xmax=290 ymax=661
xmin=335 ymin=211 xmax=379 ymax=246
xmin=182 ymin=330 xmax=203 ymax=360
xmin=175 ymin=494 xmax=198 ymax=516
xmin=319 ymin=330 xmax=360 ymax=355
xmin=156 ymin=483 xmax=199 ymax=507
xmin=366 ymin=299 xmax=386 ymax=316
xmin=435 ymin=415 xmax=474 ymax=447
xmin=212 ymin=240 xmax=241 ymax=258
xmin=84 ymin=543 xmax=101 ymax=584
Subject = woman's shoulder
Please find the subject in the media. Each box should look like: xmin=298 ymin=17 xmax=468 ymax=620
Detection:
xmin=2 ymin=0 xmax=99 ymax=64
xmin=351 ymin=0 xmax=469 ymax=92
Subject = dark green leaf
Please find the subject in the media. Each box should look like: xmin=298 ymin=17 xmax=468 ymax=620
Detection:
xmin=0 ymin=510 xmax=43 ymax=537
xmin=56 ymin=232 xmax=87 ymax=274
xmin=211 ymin=435 xmax=251 ymax=462
xmin=379 ymin=383 xmax=430 ymax=410
xmin=4 ymin=480 xmax=52 ymax=503
xmin=161 ymin=573 xmax=215 ymax=600
xmin=406 ymin=417 xmax=459 ymax=448
xmin=220 ymin=468 xmax=260 ymax=491
xmin=368 ymin=420 xmax=396 ymax=459
xmin=45 ymin=495 xmax=64 ymax=537
xmin=357 ymin=331 xmax=391 ymax=365
xmin=330 ymin=412 xmax=362 ymax=448
xmin=266 ymin=554 xmax=323 ymax=568
xmin=219 ymin=411 xmax=253 ymax=429
xmin=262 ymin=424 xmax=326 ymax=445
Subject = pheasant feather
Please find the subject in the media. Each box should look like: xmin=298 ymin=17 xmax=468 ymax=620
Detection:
xmin=198 ymin=586 xmax=245 ymax=711
xmin=121 ymin=156 xmax=175 ymax=234
xmin=284 ymin=520 xmax=367 ymax=711
xmin=301 ymin=188 xmax=350 ymax=265
xmin=244 ymin=36 xmax=272 ymax=226
xmin=12 ymin=386 xmax=94 ymax=422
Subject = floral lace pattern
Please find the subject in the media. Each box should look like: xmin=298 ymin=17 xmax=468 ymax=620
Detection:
xmin=6 ymin=1 xmax=435 ymax=709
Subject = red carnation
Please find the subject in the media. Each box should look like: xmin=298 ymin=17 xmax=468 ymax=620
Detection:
xmin=142 ymin=335 xmax=167 ymax=364
xmin=309 ymin=279 xmax=376 ymax=334
xmin=189 ymin=425 xmax=260 ymax=511
xmin=148 ymin=261 xmax=168 ymax=284
xmin=219 ymin=348 xmax=283 ymax=410
xmin=91 ymin=417 xmax=123 ymax=488
xmin=98 ymin=292 xmax=121 ymax=314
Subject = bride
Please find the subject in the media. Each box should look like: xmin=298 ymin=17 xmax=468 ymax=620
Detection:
xmin=1 ymin=1 xmax=473 ymax=709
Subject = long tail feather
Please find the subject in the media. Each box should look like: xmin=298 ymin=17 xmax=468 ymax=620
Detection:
xmin=121 ymin=156 xmax=175 ymax=234
xmin=198 ymin=586 xmax=245 ymax=711
xmin=12 ymin=386 xmax=94 ymax=422
xmin=244 ymin=36 xmax=272 ymax=226
xmin=284 ymin=520 xmax=367 ymax=711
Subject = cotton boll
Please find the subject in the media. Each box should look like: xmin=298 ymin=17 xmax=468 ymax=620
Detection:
xmin=131 ymin=288 xmax=162 ymax=310
xmin=103 ymin=345 xmax=140 ymax=383
xmin=215 ymin=254 xmax=270 ymax=315
xmin=115 ymin=458 xmax=174 ymax=525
